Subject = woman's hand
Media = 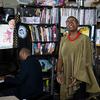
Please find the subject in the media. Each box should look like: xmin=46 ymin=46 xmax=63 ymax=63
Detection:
xmin=69 ymin=77 xmax=77 ymax=87
xmin=56 ymin=73 xmax=63 ymax=84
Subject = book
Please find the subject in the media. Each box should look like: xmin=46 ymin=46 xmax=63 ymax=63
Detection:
xmin=53 ymin=26 xmax=56 ymax=41
xmin=21 ymin=17 xmax=40 ymax=24
xmin=96 ymin=29 xmax=100 ymax=45
xmin=32 ymin=26 xmax=37 ymax=41
xmin=50 ymin=42 xmax=55 ymax=53
xmin=91 ymin=25 xmax=95 ymax=41
xmin=35 ymin=26 xmax=40 ymax=41
xmin=40 ymin=27 xmax=44 ymax=41
xmin=29 ymin=26 xmax=33 ymax=42
xmin=78 ymin=26 xmax=90 ymax=37
xmin=39 ymin=59 xmax=52 ymax=71
xmin=42 ymin=8 xmax=46 ymax=24
xmin=43 ymin=27 xmax=47 ymax=41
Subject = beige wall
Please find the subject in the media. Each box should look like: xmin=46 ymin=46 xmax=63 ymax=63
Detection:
xmin=2 ymin=0 xmax=18 ymax=14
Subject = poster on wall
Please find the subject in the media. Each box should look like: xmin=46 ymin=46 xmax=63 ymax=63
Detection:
xmin=0 ymin=24 xmax=14 ymax=49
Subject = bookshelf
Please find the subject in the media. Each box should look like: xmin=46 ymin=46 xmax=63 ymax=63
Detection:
xmin=90 ymin=1 xmax=100 ymax=84
xmin=96 ymin=17 xmax=100 ymax=84
xmin=17 ymin=4 xmax=60 ymax=97
xmin=17 ymin=4 xmax=97 ymax=99
xmin=59 ymin=6 xmax=97 ymax=59
xmin=59 ymin=6 xmax=97 ymax=49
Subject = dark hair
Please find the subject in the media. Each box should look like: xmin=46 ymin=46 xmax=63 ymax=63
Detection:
xmin=66 ymin=16 xmax=79 ymax=23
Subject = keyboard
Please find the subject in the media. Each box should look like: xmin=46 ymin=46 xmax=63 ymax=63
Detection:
xmin=0 ymin=80 xmax=4 ymax=83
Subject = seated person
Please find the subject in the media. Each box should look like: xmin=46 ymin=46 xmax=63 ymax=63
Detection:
xmin=0 ymin=47 xmax=43 ymax=100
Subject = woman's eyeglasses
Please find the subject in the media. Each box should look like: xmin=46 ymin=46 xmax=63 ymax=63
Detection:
xmin=66 ymin=18 xmax=76 ymax=23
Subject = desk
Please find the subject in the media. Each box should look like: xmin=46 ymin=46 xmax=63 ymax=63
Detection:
xmin=0 ymin=80 xmax=4 ymax=83
xmin=0 ymin=96 xmax=18 ymax=100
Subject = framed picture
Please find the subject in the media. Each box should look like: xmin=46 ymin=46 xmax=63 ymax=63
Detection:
xmin=0 ymin=24 xmax=14 ymax=49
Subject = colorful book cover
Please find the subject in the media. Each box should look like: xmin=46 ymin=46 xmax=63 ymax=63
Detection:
xmin=39 ymin=59 xmax=52 ymax=71
xmin=78 ymin=26 xmax=90 ymax=37
xmin=51 ymin=42 xmax=55 ymax=53
xmin=60 ymin=28 xmax=70 ymax=36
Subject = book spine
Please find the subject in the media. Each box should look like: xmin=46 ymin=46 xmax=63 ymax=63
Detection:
xmin=53 ymin=26 xmax=56 ymax=42
xmin=40 ymin=27 xmax=44 ymax=42
xmin=29 ymin=26 xmax=34 ymax=42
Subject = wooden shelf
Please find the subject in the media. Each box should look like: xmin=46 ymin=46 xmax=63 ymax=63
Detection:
xmin=96 ymin=44 xmax=100 ymax=46
xmin=97 ymin=21 xmax=100 ymax=23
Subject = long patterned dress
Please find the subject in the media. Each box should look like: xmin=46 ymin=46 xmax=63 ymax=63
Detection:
xmin=59 ymin=34 xmax=100 ymax=100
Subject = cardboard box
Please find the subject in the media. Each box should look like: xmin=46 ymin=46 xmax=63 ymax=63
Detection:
xmin=91 ymin=1 xmax=100 ymax=7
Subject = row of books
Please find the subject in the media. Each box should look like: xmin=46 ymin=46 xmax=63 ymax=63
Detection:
xmin=60 ymin=25 xmax=96 ymax=42
xmin=20 ymin=7 xmax=59 ymax=24
xmin=20 ymin=6 xmax=97 ymax=25
xmin=79 ymin=8 xmax=97 ymax=25
xmin=60 ymin=8 xmax=97 ymax=25
xmin=32 ymin=42 xmax=55 ymax=55
xmin=29 ymin=25 xmax=57 ymax=42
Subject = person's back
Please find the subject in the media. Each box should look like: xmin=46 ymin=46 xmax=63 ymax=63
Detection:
xmin=17 ymin=55 xmax=43 ymax=99
xmin=24 ymin=55 xmax=43 ymax=90
xmin=3 ymin=48 xmax=43 ymax=100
